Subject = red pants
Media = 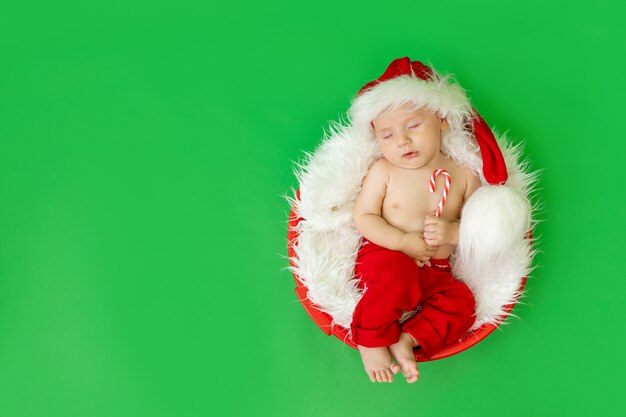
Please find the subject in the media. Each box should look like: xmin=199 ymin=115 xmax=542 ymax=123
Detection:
xmin=350 ymin=239 xmax=476 ymax=358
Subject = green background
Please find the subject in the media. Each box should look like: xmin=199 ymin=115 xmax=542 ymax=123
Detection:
xmin=1 ymin=1 xmax=624 ymax=416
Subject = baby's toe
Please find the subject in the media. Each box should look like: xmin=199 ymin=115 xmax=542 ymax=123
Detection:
xmin=379 ymin=370 xmax=391 ymax=383
xmin=374 ymin=370 xmax=383 ymax=383
xmin=390 ymin=363 xmax=401 ymax=374
xmin=385 ymin=369 xmax=394 ymax=383
xmin=405 ymin=367 xmax=420 ymax=383
xmin=406 ymin=372 xmax=419 ymax=384
xmin=378 ymin=370 xmax=388 ymax=383
xmin=381 ymin=369 xmax=391 ymax=383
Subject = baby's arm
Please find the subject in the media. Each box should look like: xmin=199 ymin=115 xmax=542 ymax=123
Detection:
xmin=353 ymin=160 xmax=435 ymax=263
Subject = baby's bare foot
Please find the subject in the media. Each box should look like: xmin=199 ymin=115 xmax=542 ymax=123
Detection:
xmin=389 ymin=333 xmax=420 ymax=383
xmin=358 ymin=345 xmax=399 ymax=383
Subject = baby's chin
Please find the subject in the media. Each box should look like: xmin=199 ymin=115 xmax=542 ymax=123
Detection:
xmin=391 ymin=165 xmax=424 ymax=171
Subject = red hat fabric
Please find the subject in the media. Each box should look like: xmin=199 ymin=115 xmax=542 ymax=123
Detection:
xmin=358 ymin=57 xmax=433 ymax=95
xmin=354 ymin=57 xmax=508 ymax=185
xmin=471 ymin=111 xmax=508 ymax=185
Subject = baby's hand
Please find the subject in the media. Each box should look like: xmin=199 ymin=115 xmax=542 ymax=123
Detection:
xmin=400 ymin=232 xmax=437 ymax=267
xmin=424 ymin=215 xmax=458 ymax=246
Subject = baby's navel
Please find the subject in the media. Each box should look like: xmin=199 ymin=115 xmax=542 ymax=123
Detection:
xmin=392 ymin=202 xmax=400 ymax=209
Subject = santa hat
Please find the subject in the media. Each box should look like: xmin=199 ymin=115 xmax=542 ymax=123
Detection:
xmin=350 ymin=56 xmax=507 ymax=185
xmin=289 ymin=57 xmax=536 ymax=333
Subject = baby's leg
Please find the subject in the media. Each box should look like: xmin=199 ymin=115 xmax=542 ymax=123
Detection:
xmin=401 ymin=263 xmax=476 ymax=358
xmin=357 ymin=345 xmax=400 ymax=383
xmin=350 ymin=243 xmax=422 ymax=382
xmin=389 ymin=333 xmax=420 ymax=383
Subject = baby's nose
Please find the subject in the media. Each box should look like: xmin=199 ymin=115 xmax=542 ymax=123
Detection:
xmin=397 ymin=133 xmax=411 ymax=145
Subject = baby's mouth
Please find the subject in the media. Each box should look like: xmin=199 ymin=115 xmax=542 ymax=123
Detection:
xmin=403 ymin=151 xmax=418 ymax=158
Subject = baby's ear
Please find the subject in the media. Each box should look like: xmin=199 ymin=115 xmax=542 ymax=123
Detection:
xmin=440 ymin=117 xmax=449 ymax=131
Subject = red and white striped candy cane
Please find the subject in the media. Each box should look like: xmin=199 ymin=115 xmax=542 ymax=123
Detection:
xmin=429 ymin=169 xmax=451 ymax=217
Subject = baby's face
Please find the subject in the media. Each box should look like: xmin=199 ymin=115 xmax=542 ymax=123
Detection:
xmin=372 ymin=103 xmax=448 ymax=170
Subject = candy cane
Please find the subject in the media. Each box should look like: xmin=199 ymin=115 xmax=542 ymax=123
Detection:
xmin=429 ymin=169 xmax=451 ymax=217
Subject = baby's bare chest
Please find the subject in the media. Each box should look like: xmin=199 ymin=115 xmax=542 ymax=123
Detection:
xmin=382 ymin=170 xmax=466 ymax=232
